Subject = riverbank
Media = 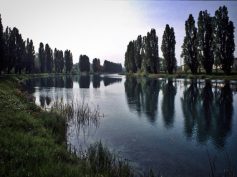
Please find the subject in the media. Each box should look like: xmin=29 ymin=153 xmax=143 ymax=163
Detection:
xmin=125 ymin=72 xmax=237 ymax=80
xmin=0 ymin=76 xmax=151 ymax=177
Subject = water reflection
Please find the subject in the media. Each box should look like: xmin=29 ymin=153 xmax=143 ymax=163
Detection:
xmin=162 ymin=79 xmax=177 ymax=128
xmin=24 ymin=75 xmax=237 ymax=176
xmin=78 ymin=75 xmax=90 ymax=88
xmin=103 ymin=76 xmax=122 ymax=87
xmin=78 ymin=75 xmax=122 ymax=88
xmin=92 ymin=75 xmax=101 ymax=88
xmin=125 ymin=77 xmax=234 ymax=148
xmin=181 ymin=80 xmax=233 ymax=148
xmin=124 ymin=77 xmax=161 ymax=122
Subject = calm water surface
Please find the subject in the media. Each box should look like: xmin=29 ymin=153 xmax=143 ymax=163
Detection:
xmin=25 ymin=75 xmax=237 ymax=177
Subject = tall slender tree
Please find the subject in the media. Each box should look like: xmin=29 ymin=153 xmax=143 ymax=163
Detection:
xmin=161 ymin=24 xmax=176 ymax=74
xmin=125 ymin=41 xmax=136 ymax=72
xmin=3 ymin=27 xmax=10 ymax=73
xmin=45 ymin=44 xmax=53 ymax=73
xmin=38 ymin=42 xmax=45 ymax=73
xmin=214 ymin=6 xmax=235 ymax=74
xmin=25 ymin=39 xmax=35 ymax=73
xmin=14 ymin=30 xmax=25 ymax=74
xmin=65 ymin=50 xmax=73 ymax=73
xmin=0 ymin=14 xmax=5 ymax=74
xmin=197 ymin=10 xmax=214 ymax=74
xmin=134 ymin=35 xmax=142 ymax=71
xmin=144 ymin=29 xmax=159 ymax=73
xmin=59 ymin=50 xmax=64 ymax=73
xmin=181 ymin=14 xmax=199 ymax=74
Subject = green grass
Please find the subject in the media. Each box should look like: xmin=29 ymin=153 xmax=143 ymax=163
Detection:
xmin=0 ymin=76 xmax=157 ymax=177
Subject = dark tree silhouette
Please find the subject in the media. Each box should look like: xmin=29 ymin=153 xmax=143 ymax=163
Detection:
xmin=197 ymin=10 xmax=214 ymax=74
xmin=65 ymin=50 xmax=73 ymax=73
xmin=161 ymin=24 xmax=176 ymax=74
xmin=25 ymin=39 xmax=35 ymax=73
xmin=38 ymin=42 xmax=45 ymax=73
xmin=214 ymin=6 xmax=235 ymax=74
xmin=134 ymin=35 xmax=142 ymax=71
xmin=144 ymin=29 xmax=159 ymax=73
xmin=14 ymin=30 xmax=25 ymax=74
xmin=45 ymin=44 xmax=53 ymax=73
xmin=92 ymin=58 xmax=101 ymax=73
xmin=181 ymin=14 xmax=199 ymax=74
xmin=125 ymin=29 xmax=159 ymax=74
xmin=103 ymin=60 xmax=122 ymax=73
xmin=54 ymin=48 xmax=59 ymax=73
xmin=3 ymin=27 xmax=10 ymax=73
xmin=125 ymin=41 xmax=136 ymax=72
xmin=79 ymin=55 xmax=90 ymax=72
xmin=0 ymin=14 xmax=5 ymax=74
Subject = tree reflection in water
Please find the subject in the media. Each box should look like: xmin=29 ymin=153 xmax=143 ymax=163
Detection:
xmin=162 ymin=79 xmax=177 ymax=128
xmin=182 ymin=80 xmax=233 ymax=148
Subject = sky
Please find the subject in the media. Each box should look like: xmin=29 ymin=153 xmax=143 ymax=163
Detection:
xmin=0 ymin=0 xmax=236 ymax=66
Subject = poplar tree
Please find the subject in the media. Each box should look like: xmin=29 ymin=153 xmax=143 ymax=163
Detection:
xmin=45 ymin=44 xmax=53 ymax=73
xmin=181 ymin=14 xmax=199 ymax=74
xmin=197 ymin=10 xmax=214 ymax=74
xmin=65 ymin=50 xmax=73 ymax=73
xmin=0 ymin=14 xmax=4 ymax=74
xmin=161 ymin=24 xmax=176 ymax=74
xmin=25 ymin=39 xmax=35 ymax=73
xmin=214 ymin=6 xmax=235 ymax=74
xmin=39 ymin=42 xmax=45 ymax=73
xmin=124 ymin=41 xmax=136 ymax=72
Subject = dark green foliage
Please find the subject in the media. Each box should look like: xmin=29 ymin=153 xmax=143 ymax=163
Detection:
xmin=125 ymin=41 xmax=136 ymax=72
xmin=79 ymin=55 xmax=90 ymax=72
xmin=54 ymin=48 xmax=59 ymax=73
xmin=92 ymin=58 xmax=101 ymax=73
xmin=54 ymin=48 xmax=64 ymax=73
xmin=25 ymin=39 xmax=35 ymax=73
xmin=0 ymin=14 xmax=4 ymax=74
xmin=134 ymin=35 xmax=142 ymax=71
xmin=146 ymin=29 xmax=159 ymax=73
xmin=161 ymin=24 xmax=176 ymax=74
xmin=64 ymin=50 xmax=73 ymax=73
xmin=214 ymin=6 xmax=235 ymax=74
xmin=45 ymin=44 xmax=53 ymax=73
xmin=103 ymin=60 xmax=122 ymax=73
xmin=125 ymin=29 xmax=159 ymax=74
xmin=14 ymin=28 xmax=25 ymax=74
xmin=39 ymin=42 xmax=45 ymax=73
xmin=181 ymin=14 xmax=199 ymax=74
xmin=2 ymin=27 xmax=10 ymax=73
xmin=197 ymin=10 xmax=214 ymax=74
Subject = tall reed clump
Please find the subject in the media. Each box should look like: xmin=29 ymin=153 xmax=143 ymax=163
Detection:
xmin=78 ymin=141 xmax=135 ymax=177
xmin=51 ymin=98 xmax=103 ymax=129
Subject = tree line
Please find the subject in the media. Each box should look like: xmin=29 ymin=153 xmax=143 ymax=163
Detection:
xmin=0 ymin=14 xmax=74 ymax=75
xmin=125 ymin=6 xmax=235 ymax=75
xmin=79 ymin=55 xmax=122 ymax=73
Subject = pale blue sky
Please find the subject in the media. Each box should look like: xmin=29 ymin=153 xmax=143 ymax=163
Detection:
xmin=0 ymin=0 xmax=236 ymax=65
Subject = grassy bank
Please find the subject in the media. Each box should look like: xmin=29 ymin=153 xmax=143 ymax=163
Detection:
xmin=126 ymin=72 xmax=237 ymax=80
xmin=0 ymin=76 xmax=154 ymax=177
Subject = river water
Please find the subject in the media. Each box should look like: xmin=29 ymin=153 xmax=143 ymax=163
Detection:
xmin=24 ymin=74 xmax=237 ymax=177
